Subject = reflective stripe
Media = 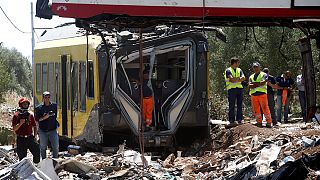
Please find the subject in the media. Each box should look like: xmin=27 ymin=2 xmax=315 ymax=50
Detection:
xmin=249 ymin=72 xmax=267 ymax=95
xmin=251 ymin=85 xmax=267 ymax=91
xmin=225 ymin=67 xmax=243 ymax=90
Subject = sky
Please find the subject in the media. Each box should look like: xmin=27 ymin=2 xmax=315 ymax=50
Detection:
xmin=0 ymin=0 xmax=73 ymax=61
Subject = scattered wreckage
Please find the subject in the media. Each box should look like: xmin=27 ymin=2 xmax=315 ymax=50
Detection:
xmin=1 ymin=120 xmax=320 ymax=179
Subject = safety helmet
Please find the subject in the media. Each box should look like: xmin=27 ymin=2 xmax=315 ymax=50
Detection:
xmin=18 ymin=97 xmax=30 ymax=107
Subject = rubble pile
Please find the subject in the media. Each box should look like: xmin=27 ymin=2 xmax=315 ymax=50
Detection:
xmin=1 ymin=121 xmax=320 ymax=179
xmin=0 ymin=148 xmax=17 ymax=169
xmin=197 ymin=122 xmax=320 ymax=179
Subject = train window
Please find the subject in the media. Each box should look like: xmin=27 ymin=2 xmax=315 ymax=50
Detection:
xmin=88 ymin=61 xmax=94 ymax=98
xmin=79 ymin=62 xmax=86 ymax=111
xmin=55 ymin=63 xmax=60 ymax=107
xmin=71 ymin=62 xmax=78 ymax=111
xmin=48 ymin=63 xmax=55 ymax=103
xmin=42 ymin=63 xmax=48 ymax=92
xmin=36 ymin=63 xmax=41 ymax=93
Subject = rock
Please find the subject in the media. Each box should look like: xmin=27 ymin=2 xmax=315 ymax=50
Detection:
xmin=162 ymin=153 xmax=175 ymax=168
xmin=284 ymin=151 xmax=292 ymax=156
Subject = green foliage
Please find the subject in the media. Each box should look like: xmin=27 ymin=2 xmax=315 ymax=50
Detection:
xmin=0 ymin=61 xmax=11 ymax=103
xmin=208 ymin=27 xmax=320 ymax=119
xmin=0 ymin=45 xmax=32 ymax=102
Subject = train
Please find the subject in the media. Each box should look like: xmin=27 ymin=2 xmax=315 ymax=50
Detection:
xmin=34 ymin=25 xmax=210 ymax=148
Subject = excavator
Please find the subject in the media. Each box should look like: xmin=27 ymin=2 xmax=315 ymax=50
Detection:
xmin=35 ymin=0 xmax=320 ymax=148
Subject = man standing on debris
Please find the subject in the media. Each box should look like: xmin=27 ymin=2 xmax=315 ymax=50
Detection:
xmin=276 ymin=71 xmax=294 ymax=124
xmin=249 ymin=62 xmax=272 ymax=128
xmin=262 ymin=68 xmax=279 ymax=126
xmin=224 ymin=57 xmax=246 ymax=124
xmin=35 ymin=91 xmax=59 ymax=159
xmin=12 ymin=98 xmax=40 ymax=163
xmin=296 ymin=68 xmax=306 ymax=121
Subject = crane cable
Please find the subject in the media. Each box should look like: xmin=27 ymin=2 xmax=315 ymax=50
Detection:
xmin=138 ymin=28 xmax=148 ymax=171
xmin=202 ymin=0 xmax=206 ymax=33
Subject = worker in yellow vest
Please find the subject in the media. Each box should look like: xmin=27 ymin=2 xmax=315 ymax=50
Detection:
xmin=249 ymin=62 xmax=272 ymax=128
xmin=224 ymin=57 xmax=246 ymax=124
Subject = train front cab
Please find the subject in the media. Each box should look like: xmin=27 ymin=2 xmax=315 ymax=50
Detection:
xmin=34 ymin=35 xmax=102 ymax=142
xmin=99 ymin=32 xmax=209 ymax=147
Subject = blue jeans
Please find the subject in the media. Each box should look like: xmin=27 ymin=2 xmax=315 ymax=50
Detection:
xmin=228 ymin=88 xmax=243 ymax=123
xmin=267 ymin=93 xmax=277 ymax=124
xmin=39 ymin=129 xmax=59 ymax=159
xmin=298 ymin=91 xmax=307 ymax=119
xmin=276 ymin=95 xmax=290 ymax=123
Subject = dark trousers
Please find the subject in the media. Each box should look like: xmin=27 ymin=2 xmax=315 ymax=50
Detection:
xmin=16 ymin=136 xmax=40 ymax=163
xmin=267 ymin=93 xmax=277 ymax=124
xmin=261 ymin=93 xmax=277 ymax=124
xmin=228 ymin=88 xmax=243 ymax=123
xmin=298 ymin=90 xmax=307 ymax=119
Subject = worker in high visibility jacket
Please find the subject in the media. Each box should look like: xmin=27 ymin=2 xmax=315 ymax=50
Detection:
xmin=249 ymin=62 xmax=272 ymax=128
xmin=224 ymin=57 xmax=246 ymax=124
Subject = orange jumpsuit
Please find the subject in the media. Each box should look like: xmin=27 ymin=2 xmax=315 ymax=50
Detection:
xmin=143 ymin=97 xmax=153 ymax=126
xmin=250 ymin=72 xmax=272 ymax=124
xmin=282 ymin=89 xmax=288 ymax=106
xmin=251 ymin=94 xmax=272 ymax=124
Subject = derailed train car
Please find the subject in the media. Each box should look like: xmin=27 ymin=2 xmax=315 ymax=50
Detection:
xmin=34 ymin=25 xmax=209 ymax=148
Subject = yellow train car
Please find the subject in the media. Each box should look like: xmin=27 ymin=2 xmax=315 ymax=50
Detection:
xmin=34 ymin=25 xmax=101 ymax=139
xmin=34 ymin=25 xmax=210 ymax=148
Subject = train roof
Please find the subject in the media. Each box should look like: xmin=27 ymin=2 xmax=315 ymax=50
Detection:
xmin=35 ymin=25 xmax=102 ymax=50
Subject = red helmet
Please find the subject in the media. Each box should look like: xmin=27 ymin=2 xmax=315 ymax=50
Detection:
xmin=18 ymin=97 xmax=30 ymax=107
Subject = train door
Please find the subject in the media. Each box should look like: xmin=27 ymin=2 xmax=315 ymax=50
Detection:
xmin=70 ymin=61 xmax=79 ymax=137
xmin=61 ymin=54 xmax=76 ymax=137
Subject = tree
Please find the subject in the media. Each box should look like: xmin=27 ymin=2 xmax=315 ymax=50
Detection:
xmin=0 ymin=45 xmax=32 ymax=102
xmin=208 ymin=27 xmax=320 ymax=119
xmin=0 ymin=61 xmax=11 ymax=103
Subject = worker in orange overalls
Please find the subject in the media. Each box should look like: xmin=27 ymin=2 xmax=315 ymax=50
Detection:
xmin=142 ymin=69 xmax=153 ymax=130
xmin=249 ymin=62 xmax=272 ymax=128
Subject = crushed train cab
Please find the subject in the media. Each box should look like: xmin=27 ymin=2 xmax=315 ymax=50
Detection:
xmin=99 ymin=30 xmax=210 ymax=147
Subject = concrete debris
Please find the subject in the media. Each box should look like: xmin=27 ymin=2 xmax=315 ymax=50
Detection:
xmin=0 ymin=158 xmax=50 ymax=180
xmin=1 ymin=121 xmax=320 ymax=179
xmin=255 ymin=144 xmax=281 ymax=175
xmin=38 ymin=158 xmax=60 ymax=180
xmin=0 ymin=147 xmax=17 ymax=169
xmin=56 ymin=158 xmax=98 ymax=174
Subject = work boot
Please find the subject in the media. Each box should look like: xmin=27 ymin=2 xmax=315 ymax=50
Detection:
xmin=255 ymin=123 xmax=262 ymax=128
xmin=266 ymin=123 xmax=272 ymax=128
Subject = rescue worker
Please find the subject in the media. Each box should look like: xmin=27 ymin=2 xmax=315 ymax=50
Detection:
xmin=12 ymin=98 xmax=40 ymax=163
xmin=276 ymin=71 xmax=294 ymax=124
xmin=224 ymin=57 xmax=246 ymax=124
xmin=142 ymin=69 xmax=153 ymax=130
xmin=35 ymin=91 xmax=59 ymax=159
xmin=249 ymin=62 xmax=272 ymax=128
xmin=262 ymin=68 xmax=279 ymax=126
xmin=296 ymin=68 xmax=306 ymax=121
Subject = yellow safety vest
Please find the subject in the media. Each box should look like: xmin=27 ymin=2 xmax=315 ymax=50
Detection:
xmin=224 ymin=67 xmax=243 ymax=90
xmin=249 ymin=72 xmax=267 ymax=95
